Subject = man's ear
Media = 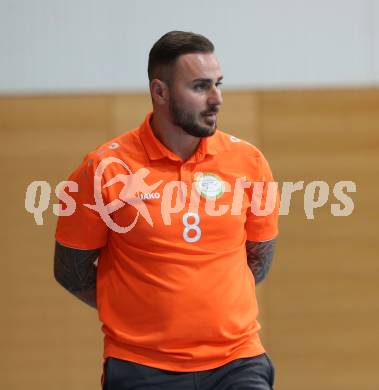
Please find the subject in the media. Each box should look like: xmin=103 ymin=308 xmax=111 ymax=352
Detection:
xmin=150 ymin=79 xmax=168 ymax=105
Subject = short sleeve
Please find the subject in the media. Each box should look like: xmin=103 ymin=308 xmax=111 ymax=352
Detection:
xmin=245 ymin=152 xmax=279 ymax=242
xmin=55 ymin=155 xmax=108 ymax=249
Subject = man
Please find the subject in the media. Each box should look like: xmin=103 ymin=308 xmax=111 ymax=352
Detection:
xmin=54 ymin=31 xmax=278 ymax=389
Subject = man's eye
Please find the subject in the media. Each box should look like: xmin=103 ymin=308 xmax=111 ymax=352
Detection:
xmin=193 ymin=82 xmax=222 ymax=91
xmin=194 ymin=83 xmax=207 ymax=90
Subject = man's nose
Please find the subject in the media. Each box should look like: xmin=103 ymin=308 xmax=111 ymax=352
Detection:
xmin=208 ymin=85 xmax=223 ymax=106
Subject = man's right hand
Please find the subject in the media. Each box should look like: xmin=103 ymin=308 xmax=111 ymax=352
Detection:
xmin=54 ymin=241 xmax=100 ymax=309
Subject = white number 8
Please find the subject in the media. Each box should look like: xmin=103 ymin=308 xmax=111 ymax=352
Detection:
xmin=182 ymin=212 xmax=201 ymax=243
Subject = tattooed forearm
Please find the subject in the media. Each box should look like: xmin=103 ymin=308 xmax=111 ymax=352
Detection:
xmin=54 ymin=241 xmax=100 ymax=309
xmin=246 ymin=239 xmax=276 ymax=284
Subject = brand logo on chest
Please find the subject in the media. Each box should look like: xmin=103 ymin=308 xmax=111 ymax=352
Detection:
xmin=139 ymin=192 xmax=161 ymax=200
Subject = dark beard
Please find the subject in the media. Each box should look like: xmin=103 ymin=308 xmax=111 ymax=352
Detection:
xmin=169 ymin=98 xmax=218 ymax=138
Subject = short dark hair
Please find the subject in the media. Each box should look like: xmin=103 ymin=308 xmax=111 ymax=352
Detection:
xmin=148 ymin=31 xmax=215 ymax=83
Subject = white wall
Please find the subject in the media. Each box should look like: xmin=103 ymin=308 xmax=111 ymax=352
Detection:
xmin=374 ymin=0 xmax=379 ymax=83
xmin=0 ymin=0 xmax=377 ymax=94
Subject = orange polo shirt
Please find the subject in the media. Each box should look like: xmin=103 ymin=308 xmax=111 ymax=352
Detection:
xmin=55 ymin=112 xmax=278 ymax=372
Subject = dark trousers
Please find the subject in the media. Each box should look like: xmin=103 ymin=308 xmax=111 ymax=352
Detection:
xmin=102 ymin=353 xmax=275 ymax=390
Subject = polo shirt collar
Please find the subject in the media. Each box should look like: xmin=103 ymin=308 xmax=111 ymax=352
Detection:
xmin=139 ymin=112 xmax=225 ymax=162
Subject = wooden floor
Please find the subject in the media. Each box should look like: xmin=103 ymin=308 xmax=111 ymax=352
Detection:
xmin=1 ymin=88 xmax=378 ymax=389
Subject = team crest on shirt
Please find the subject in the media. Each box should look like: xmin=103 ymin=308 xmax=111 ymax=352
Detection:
xmin=194 ymin=173 xmax=225 ymax=199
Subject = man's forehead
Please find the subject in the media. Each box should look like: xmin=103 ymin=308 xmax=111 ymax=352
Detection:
xmin=175 ymin=53 xmax=222 ymax=80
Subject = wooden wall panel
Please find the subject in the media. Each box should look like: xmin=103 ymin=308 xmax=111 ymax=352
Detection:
xmin=0 ymin=96 xmax=114 ymax=390
xmin=217 ymin=91 xmax=261 ymax=145
xmin=0 ymin=89 xmax=377 ymax=389
xmin=111 ymin=94 xmax=152 ymax=136
xmin=260 ymin=88 xmax=379 ymax=390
